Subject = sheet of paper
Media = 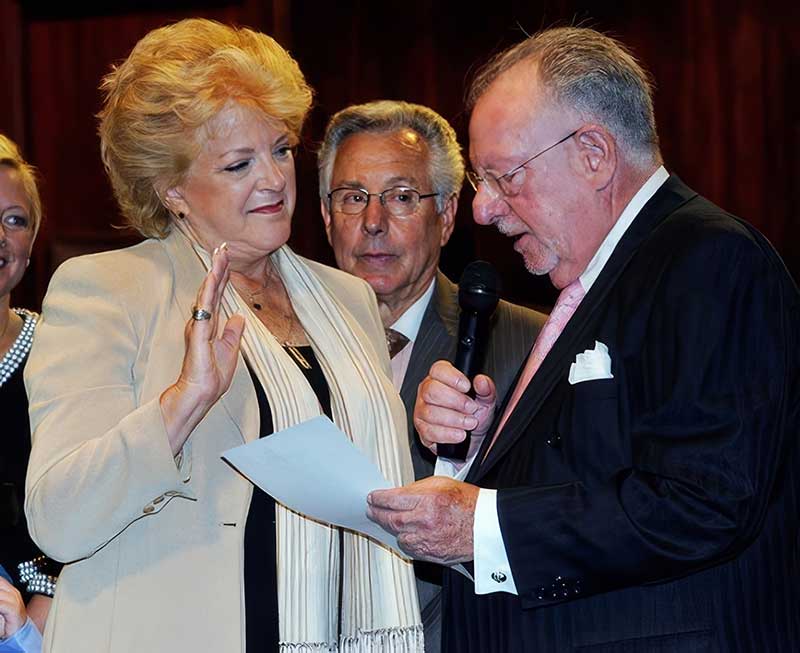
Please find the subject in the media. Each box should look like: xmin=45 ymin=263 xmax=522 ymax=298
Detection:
xmin=222 ymin=415 xmax=404 ymax=555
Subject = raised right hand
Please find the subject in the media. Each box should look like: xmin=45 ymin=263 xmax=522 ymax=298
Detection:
xmin=413 ymin=360 xmax=497 ymax=455
xmin=160 ymin=244 xmax=245 ymax=455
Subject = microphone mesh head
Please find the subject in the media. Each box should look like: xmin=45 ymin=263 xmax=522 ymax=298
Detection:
xmin=458 ymin=260 xmax=500 ymax=314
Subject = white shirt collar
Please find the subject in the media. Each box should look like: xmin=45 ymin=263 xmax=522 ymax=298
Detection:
xmin=579 ymin=166 xmax=669 ymax=292
xmin=389 ymin=276 xmax=437 ymax=343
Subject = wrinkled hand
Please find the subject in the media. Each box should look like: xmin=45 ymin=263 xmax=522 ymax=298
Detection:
xmin=414 ymin=360 xmax=497 ymax=455
xmin=367 ymin=476 xmax=479 ymax=564
xmin=160 ymin=244 xmax=245 ymax=454
xmin=0 ymin=577 xmax=26 ymax=639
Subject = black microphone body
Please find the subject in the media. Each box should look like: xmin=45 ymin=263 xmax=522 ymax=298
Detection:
xmin=437 ymin=261 xmax=500 ymax=460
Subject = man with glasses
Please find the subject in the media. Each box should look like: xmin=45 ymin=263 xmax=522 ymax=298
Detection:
xmin=318 ymin=100 xmax=544 ymax=652
xmin=367 ymin=28 xmax=800 ymax=652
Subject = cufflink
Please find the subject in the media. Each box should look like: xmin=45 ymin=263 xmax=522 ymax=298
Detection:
xmin=491 ymin=571 xmax=508 ymax=583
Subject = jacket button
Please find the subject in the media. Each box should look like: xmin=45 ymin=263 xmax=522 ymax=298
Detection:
xmin=545 ymin=434 xmax=562 ymax=448
xmin=143 ymin=505 xmax=155 ymax=514
xmin=153 ymin=495 xmax=164 ymax=504
xmin=491 ymin=571 xmax=507 ymax=583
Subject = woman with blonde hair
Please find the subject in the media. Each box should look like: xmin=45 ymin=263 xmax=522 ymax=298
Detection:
xmin=0 ymin=132 xmax=58 ymax=652
xmin=24 ymin=18 xmax=421 ymax=653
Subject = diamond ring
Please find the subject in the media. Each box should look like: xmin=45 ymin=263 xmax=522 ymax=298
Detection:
xmin=191 ymin=307 xmax=212 ymax=321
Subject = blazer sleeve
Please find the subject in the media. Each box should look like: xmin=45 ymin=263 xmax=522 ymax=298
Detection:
xmin=497 ymin=225 xmax=800 ymax=607
xmin=24 ymin=254 xmax=193 ymax=563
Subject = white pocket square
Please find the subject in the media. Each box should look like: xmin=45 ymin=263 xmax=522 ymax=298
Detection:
xmin=568 ymin=341 xmax=614 ymax=385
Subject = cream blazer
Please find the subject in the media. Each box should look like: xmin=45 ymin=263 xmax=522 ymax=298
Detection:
xmin=24 ymin=230 xmax=408 ymax=652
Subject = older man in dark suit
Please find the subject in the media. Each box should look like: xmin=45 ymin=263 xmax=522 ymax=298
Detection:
xmin=366 ymin=28 xmax=800 ymax=652
xmin=318 ymin=100 xmax=544 ymax=652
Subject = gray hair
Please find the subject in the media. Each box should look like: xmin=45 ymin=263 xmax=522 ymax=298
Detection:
xmin=467 ymin=27 xmax=661 ymax=168
xmin=318 ymin=100 xmax=464 ymax=213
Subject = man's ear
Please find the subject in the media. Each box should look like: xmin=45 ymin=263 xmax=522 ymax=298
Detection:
xmin=163 ymin=186 xmax=189 ymax=219
xmin=575 ymin=124 xmax=617 ymax=191
xmin=320 ymin=197 xmax=334 ymax=246
xmin=438 ymin=193 xmax=458 ymax=247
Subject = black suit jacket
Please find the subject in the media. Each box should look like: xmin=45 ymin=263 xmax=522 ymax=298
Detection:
xmin=445 ymin=176 xmax=800 ymax=652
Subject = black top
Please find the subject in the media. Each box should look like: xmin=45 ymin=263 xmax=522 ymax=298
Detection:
xmin=0 ymin=347 xmax=61 ymax=599
xmin=244 ymin=346 xmax=332 ymax=653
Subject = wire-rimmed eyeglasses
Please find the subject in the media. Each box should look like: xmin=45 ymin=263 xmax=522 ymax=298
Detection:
xmin=466 ymin=129 xmax=579 ymax=197
xmin=327 ymin=186 xmax=438 ymax=219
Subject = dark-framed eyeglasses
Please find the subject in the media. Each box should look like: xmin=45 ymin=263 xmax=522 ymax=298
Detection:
xmin=466 ymin=129 xmax=579 ymax=197
xmin=327 ymin=186 xmax=438 ymax=219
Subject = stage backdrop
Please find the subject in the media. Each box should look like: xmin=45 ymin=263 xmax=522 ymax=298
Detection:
xmin=1 ymin=0 xmax=798 ymax=311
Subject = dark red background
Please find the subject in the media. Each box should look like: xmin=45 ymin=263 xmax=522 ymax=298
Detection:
xmin=2 ymin=0 xmax=798 ymax=310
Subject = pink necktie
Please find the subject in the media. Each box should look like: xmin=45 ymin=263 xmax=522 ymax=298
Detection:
xmin=491 ymin=278 xmax=586 ymax=443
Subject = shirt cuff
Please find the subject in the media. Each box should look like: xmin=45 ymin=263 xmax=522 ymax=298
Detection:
xmin=473 ymin=489 xmax=518 ymax=595
xmin=433 ymin=433 xmax=486 ymax=480
xmin=0 ymin=617 xmax=42 ymax=653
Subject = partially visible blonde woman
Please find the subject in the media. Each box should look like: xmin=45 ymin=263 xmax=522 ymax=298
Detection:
xmin=24 ymin=18 xmax=421 ymax=653
xmin=0 ymin=133 xmax=59 ymax=650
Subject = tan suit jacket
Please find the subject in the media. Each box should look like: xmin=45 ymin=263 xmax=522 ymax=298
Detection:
xmin=24 ymin=230 xmax=403 ymax=652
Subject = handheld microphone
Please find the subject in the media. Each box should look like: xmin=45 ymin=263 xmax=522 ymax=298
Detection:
xmin=437 ymin=260 xmax=500 ymax=460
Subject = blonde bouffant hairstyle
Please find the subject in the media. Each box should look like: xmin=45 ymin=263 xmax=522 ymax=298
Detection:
xmin=0 ymin=133 xmax=43 ymax=239
xmin=98 ymin=18 xmax=313 ymax=239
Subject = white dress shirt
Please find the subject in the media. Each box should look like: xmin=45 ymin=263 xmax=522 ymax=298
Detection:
xmin=463 ymin=166 xmax=670 ymax=595
xmin=388 ymin=278 xmax=436 ymax=390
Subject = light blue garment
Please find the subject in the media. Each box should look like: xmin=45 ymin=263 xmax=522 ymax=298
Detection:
xmin=0 ymin=618 xmax=42 ymax=653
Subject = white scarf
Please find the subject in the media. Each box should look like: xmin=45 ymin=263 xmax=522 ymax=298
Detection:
xmin=183 ymin=231 xmax=422 ymax=652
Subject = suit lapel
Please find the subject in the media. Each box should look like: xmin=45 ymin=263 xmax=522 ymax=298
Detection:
xmin=162 ymin=230 xmax=258 ymax=444
xmin=399 ymin=271 xmax=459 ymax=411
xmin=473 ymin=176 xmax=698 ymax=481
xmin=467 ymin=343 xmax=532 ymax=482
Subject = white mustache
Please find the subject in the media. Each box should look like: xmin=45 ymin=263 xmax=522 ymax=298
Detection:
xmin=494 ymin=217 xmax=522 ymax=237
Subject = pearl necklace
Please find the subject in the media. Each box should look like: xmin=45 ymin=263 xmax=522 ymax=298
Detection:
xmin=0 ymin=308 xmax=37 ymax=387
